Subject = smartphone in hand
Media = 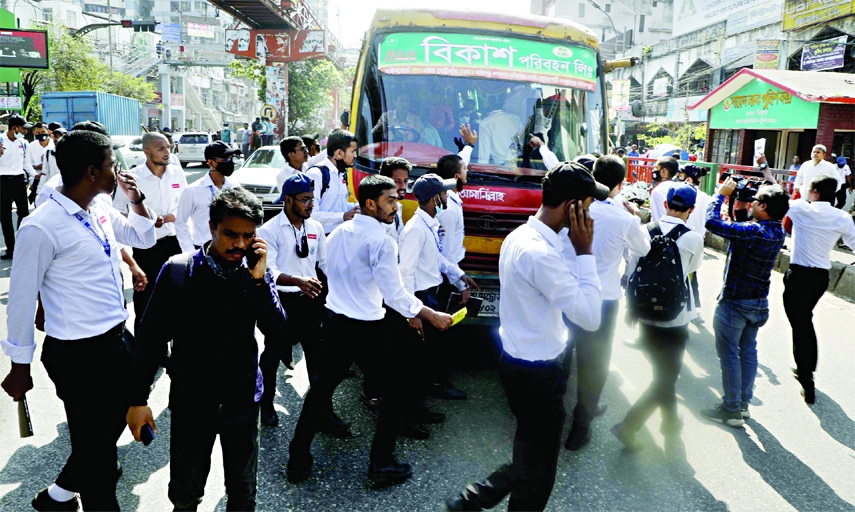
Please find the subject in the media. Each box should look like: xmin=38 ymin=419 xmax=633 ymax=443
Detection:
xmin=245 ymin=237 xmax=261 ymax=269
xmin=141 ymin=424 xmax=155 ymax=446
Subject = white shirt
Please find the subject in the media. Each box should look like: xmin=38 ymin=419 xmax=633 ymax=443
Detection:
xmin=258 ymin=214 xmax=327 ymax=293
xmin=788 ymin=199 xmax=855 ymax=269
xmin=275 ymin=153 xmax=327 ymax=193
xmin=36 ymin=146 xmax=60 ymax=194
xmin=837 ymin=164 xmax=851 ymax=183
xmin=627 ymin=216 xmax=705 ymax=328
xmin=114 ymin=162 xmax=187 ymax=239
xmin=175 ymin=172 xmax=239 ymax=252
xmin=305 ymin=157 xmax=356 ymax=234
xmin=477 ymin=110 xmax=523 ymax=165
xmin=0 ymin=133 xmax=26 ymax=176
xmin=686 ymin=188 xmax=711 ymax=236
xmin=325 ymin=214 xmax=423 ymax=321
xmin=26 ymin=140 xmax=53 ymax=178
xmin=795 ymin=159 xmax=842 ymax=196
xmin=439 ymin=190 xmax=466 ymax=265
xmin=399 ymin=208 xmax=465 ymax=295
xmin=385 ymin=209 xmax=404 ymax=243
xmin=562 ymin=199 xmax=651 ymax=300
xmin=499 ymin=217 xmax=603 ymax=362
xmin=649 ymin=180 xmax=677 ymax=222
xmin=2 ymin=191 xmax=156 ymax=364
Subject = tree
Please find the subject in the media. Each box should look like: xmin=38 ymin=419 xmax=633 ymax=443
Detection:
xmin=638 ymin=121 xmax=706 ymax=152
xmin=287 ymin=58 xmax=345 ymax=134
xmin=22 ymin=23 xmax=158 ymax=120
xmin=228 ymin=60 xmax=266 ymax=102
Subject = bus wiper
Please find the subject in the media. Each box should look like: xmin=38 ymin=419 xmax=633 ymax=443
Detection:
xmin=466 ymin=171 xmax=516 ymax=183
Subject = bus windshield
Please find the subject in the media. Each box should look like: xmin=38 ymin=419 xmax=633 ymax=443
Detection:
xmin=355 ymin=32 xmax=607 ymax=176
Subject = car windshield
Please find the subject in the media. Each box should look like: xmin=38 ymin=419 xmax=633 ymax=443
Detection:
xmin=355 ymin=35 xmax=606 ymax=176
xmin=244 ymin=148 xmax=285 ymax=169
xmin=179 ymin=134 xmax=208 ymax=144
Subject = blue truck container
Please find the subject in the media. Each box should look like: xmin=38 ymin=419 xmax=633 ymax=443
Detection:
xmin=41 ymin=91 xmax=142 ymax=136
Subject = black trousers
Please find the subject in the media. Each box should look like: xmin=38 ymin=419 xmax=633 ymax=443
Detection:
xmin=260 ymin=291 xmax=323 ymax=405
xmin=564 ymin=299 xmax=620 ymax=429
xmin=783 ymin=264 xmax=829 ymax=392
xmin=133 ymin=235 xmax=181 ymax=330
xmin=290 ymin=310 xmax=404 ymax=465
xmin=168 ymin=403 xmax=260 ymax=511
xmin=0 ymin=174 xmax=29 ymax=254
xmin=471 ymin=353 xmax=567 ymax=511
xmin=622 ymin=323 xmax=688 ymax=431
xmin=835 ymin=188 xmax=847 ymax=209
xmin=415 ymin=284 xmax=456 ymax=384
xmin=40 ymin=324 xmax=130 ymax=511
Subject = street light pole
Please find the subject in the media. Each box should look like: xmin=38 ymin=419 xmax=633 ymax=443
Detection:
xmin=107 ymin=0 xmax=113 ymax=74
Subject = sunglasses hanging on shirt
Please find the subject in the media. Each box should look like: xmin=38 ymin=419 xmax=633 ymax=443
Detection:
xmin=292 ymin=224 xmax=309 ymax=259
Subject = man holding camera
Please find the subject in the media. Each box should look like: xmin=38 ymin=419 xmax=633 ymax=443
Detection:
xmin=701 ymin=177 xmax=789 ymax=426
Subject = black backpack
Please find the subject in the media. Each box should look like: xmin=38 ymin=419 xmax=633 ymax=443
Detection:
xmin=308 ymin=164 xmax=342 ymax=199
xmin=626 ymin=222 xmax=691 ymax=322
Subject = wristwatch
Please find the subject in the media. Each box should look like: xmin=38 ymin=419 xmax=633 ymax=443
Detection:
xmin=130 ymin=192 xmax=146 ymax=205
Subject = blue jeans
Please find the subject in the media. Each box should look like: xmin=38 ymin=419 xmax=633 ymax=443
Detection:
xmin=713 ymin=298 xmax=769 ymax=412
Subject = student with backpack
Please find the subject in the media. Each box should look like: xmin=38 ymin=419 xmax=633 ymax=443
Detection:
xmin=305 ymin=129 xmax=360 ymax=235
xmin=612 ymin=183 xmax=705 ymax=451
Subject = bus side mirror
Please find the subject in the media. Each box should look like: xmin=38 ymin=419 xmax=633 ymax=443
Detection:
xmin=340 ymin=110 xmax=350 ymax=128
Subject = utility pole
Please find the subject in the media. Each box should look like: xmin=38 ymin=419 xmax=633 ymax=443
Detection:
xmin=107 ymin=0 xmax=113 ymax=74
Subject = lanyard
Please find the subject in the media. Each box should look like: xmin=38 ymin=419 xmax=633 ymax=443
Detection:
xmin=50 ymin=194 xmax=111 ymax=258
xmin=448 ymin=194 xmax=461 ymax=207
xmin=419 ymin=214 xmax=443 ymax=253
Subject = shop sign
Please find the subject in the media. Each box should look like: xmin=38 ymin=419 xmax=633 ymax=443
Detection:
xmin=800 ymin=36 xmax=847 ymax=72
xmin=611 ymin=79 xmax=631 ymax=110
xmin=673 ymin=0 xmax=766 ymax=37
xmin=783 ymin=0 xmax=854 ymax=31
xmin=377 ymin=32 xmax=598 ymax=91
xmin=725 ymin=0 xmax=784 ymax=35
xmin=710 ymin=80 xmax=819 ymax=129
xmin=754 ymin=40 xmax=782 ymax=69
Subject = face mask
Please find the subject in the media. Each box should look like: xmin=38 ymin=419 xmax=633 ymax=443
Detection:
xmin=839 ymin=164 xmax=845 ymax=168
xmin=652 ymin=169 xmax=661 ymax=182
xmin=36 ymin=134 xmax=49 ymax=142
xmin=216 ymin=160 xmax=235 ymax=176
xmin=15 ymin=132 xmax=24 ymax=140
xmin=435 ymin=198 xmax=444 ymax=215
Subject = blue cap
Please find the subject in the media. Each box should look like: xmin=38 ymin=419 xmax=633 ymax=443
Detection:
xmin=667 ymin=182 xmax=697 ymax=208
xmin=412 ymin=173 xmax=456 ymax=202
xmin=275 ymin=173 xmax=314 ymax=204
xmin=838 ymin=156 xmax=848 ymax=165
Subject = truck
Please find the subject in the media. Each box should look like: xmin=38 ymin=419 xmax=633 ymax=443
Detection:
xmin=41 ymin=91 xmax=142 ymax=136
xmin=346 ymin=8 xmax=633 ymax=323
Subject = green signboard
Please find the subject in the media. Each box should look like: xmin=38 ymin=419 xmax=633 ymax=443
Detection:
xmin=710 ymin=79 xmax=819 ymax=129
xmin=378 ymin=32 xmax=598 ymax=92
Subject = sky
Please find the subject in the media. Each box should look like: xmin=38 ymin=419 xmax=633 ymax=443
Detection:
xmin=326 ymin=0 xmax=532 ymax=49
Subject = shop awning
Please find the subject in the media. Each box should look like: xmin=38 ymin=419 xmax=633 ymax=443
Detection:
xmin=689 ymin=69 xmax=855 ymax=110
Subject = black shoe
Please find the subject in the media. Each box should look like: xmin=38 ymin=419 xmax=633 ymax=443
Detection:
xmin=368 ymin=458 xmax=412 ymax=485
xmin=318 ymin=415 xmax=352 ymax=438
xmin=593 ymin=405 xmax=608 ymax=418
xmin=446 ymin=494 xmax=482 ymax=511
xmin=565 ymin=424 xmax=592 ymax=451
xmin=261 ymin=403 xmax=278 ymax=427
xmin=399 ymin=423 xmax=430 ymax=440
xmin=0 ymin=252 xmax=12 ymax=260
xmin=286 ymin=453 xmax=314 ymax=483
xmin=430 ymin=382 xmax=468 ymax=400
xmin=32 ymin=488 xmax=80 ymax=512
xmin=416 ymin=406 xmax=446 ymax=424
xmin=801 ymin=388 xmax=816 ymax=404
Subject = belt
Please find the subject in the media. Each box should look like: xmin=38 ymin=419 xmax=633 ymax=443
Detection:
xmin=0 ymin=174 xmax=25 ymax=178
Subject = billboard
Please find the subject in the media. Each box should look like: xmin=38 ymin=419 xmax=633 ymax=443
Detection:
xmin=187 ymin=22 xmax=215 ymax=39
xmin=610 ymin=79 xmax=631 ymax=111
xmin=783 ymin=0 xmax=854 ymax=31
xmin=800 ymin=36 xmax=848 ymax=72
xmin=225 ymin=29 xmax=326 ymax=63
xmin=672 ymin=0 xmax=767 ymax=37
xmin=0 ymin=29 xmax=49 ymax=69
xmin=725 ymin=0 xmax=784 ymax=35
xmin=754 ymin=40 xmax=782 ymax=69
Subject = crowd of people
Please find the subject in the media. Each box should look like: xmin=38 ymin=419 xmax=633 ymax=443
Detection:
xmin=0 ymin=110 xmax=850 ymax=512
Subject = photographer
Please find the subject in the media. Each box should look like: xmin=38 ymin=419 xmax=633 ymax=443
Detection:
xmin=701 ymin=178 xmax=789 ymax=426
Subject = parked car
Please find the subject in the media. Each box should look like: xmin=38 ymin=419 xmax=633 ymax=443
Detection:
xmin=112 ymin=135 xmax=146 ymax=169
xmin=232 ymin=145 xmax=286 ymax=220
xmin=175 ymin=132 xmax=216 ymax=166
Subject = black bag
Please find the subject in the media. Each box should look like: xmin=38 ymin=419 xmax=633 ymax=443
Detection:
xmin=626 ymin=222 xmax=691 ymax=322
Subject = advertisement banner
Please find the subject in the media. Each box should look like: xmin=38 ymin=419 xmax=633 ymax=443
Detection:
xmin=186 ymin=22 xmax=215 ymax=39
xmin=710 ymin=80 xmax=819 ymax=130
xmin=170 ymin=93 xmax=184 ymax=107
xmin=672 ymin=0 xmax=766 ymax=37
xmin=0 ymin=96 xmax=21 ymax=109
xmin=0 ymin=30 xmax=49 ymax=69
xmin=754 ymin=40 xmax=782 ymax=69
xmin=801 ymin=36 xmax=847 ymax=71
xmin=225 ymin=30 xmax=326 ymax=63
xmin=725 ymin=0 xmax=784 ymax=35
xmin=611 ymin=79 xmax=631 ymax=110
xmin=161 ymin=23 xmax=181 ymax=42
xmin=783 ymin=0 xmax=854 ymax=31
xmin=265 ymin=63 xmax=288 ymax=136
xmin=652 ymin=77 xmax=670 ymax=97
xmin=377 ymin=32 xmax=598 ymax=91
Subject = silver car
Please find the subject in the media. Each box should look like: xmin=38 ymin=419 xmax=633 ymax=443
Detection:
xmin=232 ymin=145 xmax=286 ymax=220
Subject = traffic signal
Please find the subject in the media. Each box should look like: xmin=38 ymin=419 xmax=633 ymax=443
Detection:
xmin=119 ymin=19 xmax=159 ymax=32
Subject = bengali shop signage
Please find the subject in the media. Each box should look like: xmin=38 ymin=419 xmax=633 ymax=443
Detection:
xmin=800 ymin=36 xmax=847 ymax=71
xmin=754 ymin=40 xmax=782 ymax=69
xmin=783 ymin=0 xmax=854 ymax=31
xmin=710 ymin=80 xmax=818 ymax=129
xmin=377 ymin=32 xmax=597 ymax=91
xmin=672 ymin=0 xmax=767 ymax=37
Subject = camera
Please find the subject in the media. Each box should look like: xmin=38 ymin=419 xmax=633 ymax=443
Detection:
xmin=732 ymin=175 xmax=761 ymax=203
